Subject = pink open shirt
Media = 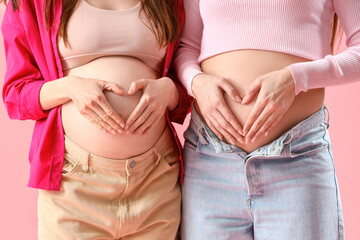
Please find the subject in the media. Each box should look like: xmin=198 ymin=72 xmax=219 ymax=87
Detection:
xmin=1 ymin=0 xmax=190 ymax=191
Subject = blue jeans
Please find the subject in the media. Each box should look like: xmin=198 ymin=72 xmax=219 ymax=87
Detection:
xmin=181 ymin=104 xmax=344 ymax=240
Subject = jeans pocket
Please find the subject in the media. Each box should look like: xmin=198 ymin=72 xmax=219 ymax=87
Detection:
xmin=62 ymin=153 xmax=80 ymax=177
xmin=183 ymin=123 xmax=199 ymax=151
xmin=160 ymin=147 xmax=180 ymax=171
xmin=290 ymin=124 xmax=329 ymax=157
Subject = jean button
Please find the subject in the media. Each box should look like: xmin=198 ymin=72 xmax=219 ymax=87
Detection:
xmin=129 ymin=161 xmax=136 ymax=168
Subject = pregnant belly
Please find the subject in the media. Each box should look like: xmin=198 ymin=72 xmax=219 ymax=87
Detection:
xmin=61 ymin=56 xmax=166 ymax=159
xmin=200 ymin=50 xmax=325 ymax=153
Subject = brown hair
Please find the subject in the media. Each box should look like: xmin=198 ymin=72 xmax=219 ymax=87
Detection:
xmin=2 ymin=1 xmax=343 ymax=53
xmin=330 ymin=14 xmax=343 ymax=54
xmin=1 ymin=0 xmax=179 ymax=48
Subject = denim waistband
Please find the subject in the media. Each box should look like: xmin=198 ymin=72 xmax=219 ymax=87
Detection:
xmin=189 ymin=104 xmax=330 ymax=159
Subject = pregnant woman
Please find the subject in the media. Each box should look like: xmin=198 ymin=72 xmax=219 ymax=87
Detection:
xmin=1 ymin=0 xmax=189 ymax=239
xmin=175 ymin=0 xmax=359 ymax=239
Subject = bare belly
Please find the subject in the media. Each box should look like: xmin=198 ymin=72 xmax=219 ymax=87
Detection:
xmin=61 ymin=56 xmax=166 ymax=158
xmin=199 ymin=50 xmax=325 ymax=153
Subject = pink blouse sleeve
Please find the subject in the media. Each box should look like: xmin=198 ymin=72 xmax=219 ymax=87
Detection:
xmin=174 ymin=0 xmax=203 ymax=97
xmin=287 ymin=0 xmax=360 ymax=95
xmin=1 ymin=12 xmax=49 ymax=121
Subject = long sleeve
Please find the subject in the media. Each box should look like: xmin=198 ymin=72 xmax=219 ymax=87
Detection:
xmin=167 ymin=62 xmax=192 ymax=124
xmin=287 ymin=0 xmax=360 ymax=95
xmin=174 ymin=0 xmax=203 ymax=97
xmin=1 ymin=20 xmax=49 ymax=120
xmin=165 ymin=0 xmax=191 ymax=124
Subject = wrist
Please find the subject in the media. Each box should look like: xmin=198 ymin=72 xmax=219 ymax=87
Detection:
xmin=63 ymin=75 xmax=79 ymax=99
xmin=282 ymin=67 xmax=296 ymax=93
xmin=191 ymin=73 xmax=205 ymax=97
xmin=165 ymin=77 xmax=179 ymax=111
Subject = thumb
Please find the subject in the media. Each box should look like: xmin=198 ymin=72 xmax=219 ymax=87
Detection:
xmin=128 ymin=79 xmax=148 ymax=95
xmin=242 ymin=77 xmax=262 ymax=104
xmin=103 ymin=82 xmax=125 ymax=95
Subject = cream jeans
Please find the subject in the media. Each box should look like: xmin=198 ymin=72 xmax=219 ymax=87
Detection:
xmin=38 ymin=126 xmax=181 ymax=240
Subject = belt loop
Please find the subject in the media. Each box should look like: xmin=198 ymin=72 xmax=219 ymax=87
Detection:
xmin=197 ymin=127 xmax=209 ymax=145
xmin=154 ymin=148 xmax=161 ymax=166
xmin=283 ymin=131 xmax=293 ymax=145
xmin=324 ymin=105 xmax=330 ymax=129
xmin=81 ymin=152 xmax=89 ymax=172
xmin=126 ymin=160 xmax=131 ymax=176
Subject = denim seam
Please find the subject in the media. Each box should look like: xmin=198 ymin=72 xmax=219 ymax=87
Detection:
xmin=323 ymin=131 xmax=343 ymax=240
xmin=289 ymin=145 xmax=329 ymax=158
xmin=247 ymin=199 xmax=255 ymax=222
xmin=289 ymin=124 xmax=329 ymax=158
xmin=184 ymin=139 xmax=198 ymax=152
xmin=254 ymin=159 xmax=263 ymax=197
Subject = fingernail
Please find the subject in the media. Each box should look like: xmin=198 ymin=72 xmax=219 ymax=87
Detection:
xmin=245 ymin=138 xmax=249 ymax=144
xmin=236 ymin=95 xmax=242 ymax=102
xmin=229 ymin=139 xmax=235 ymax=145
xmin=102 ymin=129 xmax=107 ymax=134
xmin=242 ymin=96 xmax=248 ymax=104
xmin=252 ymin=137 xmax=257 ymax=143
xmin=117 ymin=128 xmax=123 ymax=134
xmin=111 ymin=129 xmax=116 ymax=135
xmin=237 ymin=138 xmax=244 ymax=144
xmin=265 ymin=131 xmax=269 ymax=136
xmin=244 ymin=130 xmax=248 ymax=136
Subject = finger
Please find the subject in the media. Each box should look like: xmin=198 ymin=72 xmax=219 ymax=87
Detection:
xmin=125 ymin=96 xmax=150 ymax=129
xmin=103 ymin=82 xmax=126 ymax=96
xmin=218 ymin=78 xmax=242 ymax=103
xmin=243 ymin=99 xmax=266 ymax=136
xmin=265 ymin=113 xmax=285 ymax=137
xmin=208 ymin=115 xmax=237 ymax=145
xmin=88 ymin=100 xmax=123 ymax=134
xmin=76 ymin=101 xmax=110 ymax=133
xmin=216 ymin=101 xmax=244 ymax=136
xmin=205 ymin=117 xmax=224 ymax=141
xmin=135 ymin=111 xmax=158 ymax=135
xmin=212 ymin=110 xmax=244 ymax=144
xmin=250 ymin=109 xmax=279 ymax=143
xmin=142 ymin=114 xmax=162 ymax=136
xmin=128 ymin=104 xmax=153 ymax=133
xmin=82 ymin=112 xmax=106 ymax=133
xmin=242 ymin=77 xmax=262 ymax=104
xmin=95 ymin=95 xmax=125 ymax=129
xmin=85 ymin=107 xmax=114 ymax=134
xmin=128 ymin=79 xmax=148 ymax=95
xmin=246 ymin=105 xmax=273 ymax=142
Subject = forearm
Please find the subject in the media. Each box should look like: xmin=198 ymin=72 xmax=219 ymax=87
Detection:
xmin=167 ymin=78 xmax=180 ymax=111
xmin=286 ymin=45 xmax=360 ymax=94
xmin=39 ymin=75 xmax=74 ymax=110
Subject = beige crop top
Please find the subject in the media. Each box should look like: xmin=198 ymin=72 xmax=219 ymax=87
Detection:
xmin=57 ymin=0 xmax=167 ymax=73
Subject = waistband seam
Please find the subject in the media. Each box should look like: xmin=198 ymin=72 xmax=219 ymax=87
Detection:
xmin=63 ymin=125 xmax=174 ymax=170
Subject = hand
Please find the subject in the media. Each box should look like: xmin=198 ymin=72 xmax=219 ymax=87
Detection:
xmin=192 ymin=73 xmax=244 ymax=145
xmin=242 ymin=68 xmax=296 ymax=143
xmin=125 ymin=77 xmax=177 ymax=135
xmin=66 ymin=76 xmax=126 ymax=134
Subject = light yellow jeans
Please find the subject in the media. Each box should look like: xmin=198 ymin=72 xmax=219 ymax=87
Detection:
xmin=38 ymin=126 xmax=181 ymax=240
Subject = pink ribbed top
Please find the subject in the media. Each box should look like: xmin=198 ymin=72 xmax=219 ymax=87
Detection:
xmin=58 ymin=0 xmax=166 ymax=73
xmin=174 ymin=0 xmax=360 ymax=96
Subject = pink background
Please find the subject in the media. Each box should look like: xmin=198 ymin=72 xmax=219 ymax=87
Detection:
xmin=0 ymin=5 xmax=359 ymax=240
